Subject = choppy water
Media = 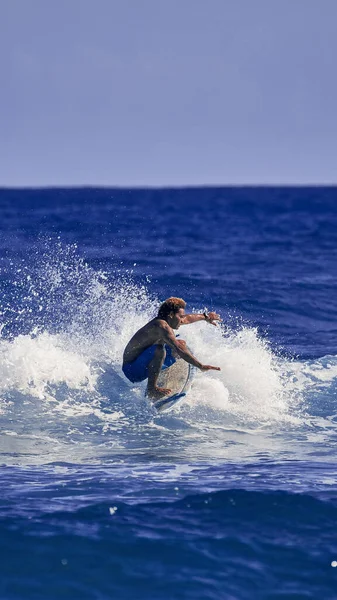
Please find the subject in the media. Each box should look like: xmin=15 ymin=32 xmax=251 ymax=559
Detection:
xmin=0 ymin=187 xmax=336 ymax=598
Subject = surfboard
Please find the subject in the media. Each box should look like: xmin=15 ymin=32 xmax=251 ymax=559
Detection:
xmin=152 ymin=356 xmax=195 ymax=412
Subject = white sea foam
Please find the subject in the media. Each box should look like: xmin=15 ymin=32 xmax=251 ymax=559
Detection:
xmin=0 ymin=295 xmax=301 ymax=427
xmin=0 ymin=332 xmax=97 ymax=399
xmin=0 ymin=241 xmax=335 ymax=446
xmin=177 ymin=322 xmax=299 ymax=424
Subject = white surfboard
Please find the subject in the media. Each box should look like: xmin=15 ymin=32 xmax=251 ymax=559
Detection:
xmin=152 ymin=356 xmax=195 ymax=412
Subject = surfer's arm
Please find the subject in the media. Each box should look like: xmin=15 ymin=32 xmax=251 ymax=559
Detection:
xmin=161 ymin=325 xmax=220 ymax=371
xmin=163 ymin=329 xmax=203 ymax=368
xmin=181 ymin=312 xmax=221 ymax=326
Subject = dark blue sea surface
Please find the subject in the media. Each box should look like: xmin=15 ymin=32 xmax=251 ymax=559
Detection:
xmin=0 ymin=186 xmax=336 ymax=598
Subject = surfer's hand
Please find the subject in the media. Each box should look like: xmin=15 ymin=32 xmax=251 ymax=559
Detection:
xmin=200 ymin=365 xmax=221 ymax=371
xmin=205 ymin=312 xmax=221 ymax=326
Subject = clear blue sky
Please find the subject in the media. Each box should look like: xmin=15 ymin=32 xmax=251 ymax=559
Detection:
xmin=1 ymin=0 xmax=337 ymax=186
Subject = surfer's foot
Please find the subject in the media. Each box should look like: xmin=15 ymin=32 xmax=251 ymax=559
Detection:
xmin=147 ymin=386 xmax=171 ymax=400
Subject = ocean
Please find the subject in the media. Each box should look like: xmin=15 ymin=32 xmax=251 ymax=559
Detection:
xmin=0 ymin=186 xmax=336 ymax=599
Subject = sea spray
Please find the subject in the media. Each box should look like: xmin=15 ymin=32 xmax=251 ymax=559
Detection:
xmin=0 ymin=239 xmax=332 ymax=467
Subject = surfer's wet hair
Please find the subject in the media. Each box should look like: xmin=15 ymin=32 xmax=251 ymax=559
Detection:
xmin=158 ymin=297 xmax=186 ymax=319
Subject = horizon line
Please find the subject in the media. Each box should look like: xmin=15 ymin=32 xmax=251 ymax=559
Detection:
xmin=1 ymin=182 xmax=337 ymax=191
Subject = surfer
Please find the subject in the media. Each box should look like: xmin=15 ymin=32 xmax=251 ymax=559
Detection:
xmin=122 ymin=297 xmax=221 ymax=400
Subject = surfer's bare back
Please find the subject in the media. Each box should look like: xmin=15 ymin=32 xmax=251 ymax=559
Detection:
xmin=122 ymin=297 xmax=221 ymax=400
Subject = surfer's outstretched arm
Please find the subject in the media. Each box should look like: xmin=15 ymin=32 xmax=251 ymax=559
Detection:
xmin=181 ymin=312 xmax=221 ymax=326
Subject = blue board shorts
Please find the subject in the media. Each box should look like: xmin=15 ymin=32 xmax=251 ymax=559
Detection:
xmin=122 ymin=345 xmax=176 ymax=383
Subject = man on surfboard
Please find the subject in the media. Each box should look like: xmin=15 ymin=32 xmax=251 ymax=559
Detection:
xmin=122 ymin=297 xmax=221 ymax=400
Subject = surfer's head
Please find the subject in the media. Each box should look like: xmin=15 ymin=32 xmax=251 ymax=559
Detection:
xmin=158 ymin=297 xmax=186 ymax=329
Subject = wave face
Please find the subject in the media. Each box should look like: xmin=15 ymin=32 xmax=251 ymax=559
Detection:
xmin=0 ymin=186 xmax=337 ymax=598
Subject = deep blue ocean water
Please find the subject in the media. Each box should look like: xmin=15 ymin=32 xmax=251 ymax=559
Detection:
xmin=0 ymin=186 xmax=336 ymax=599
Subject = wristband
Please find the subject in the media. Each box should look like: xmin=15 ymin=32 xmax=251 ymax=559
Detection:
xmin=203 ymin=311 xmax=209 ymax=322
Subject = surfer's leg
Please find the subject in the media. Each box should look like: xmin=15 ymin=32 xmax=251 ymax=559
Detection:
xmin=147 ymin=345 xmax=171 ymax=400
